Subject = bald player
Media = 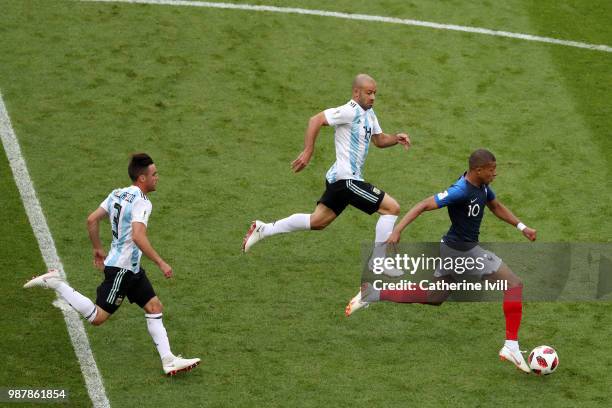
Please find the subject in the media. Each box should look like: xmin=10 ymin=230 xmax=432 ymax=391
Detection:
xmin=242 ymin=74 xmax=411 ymax=276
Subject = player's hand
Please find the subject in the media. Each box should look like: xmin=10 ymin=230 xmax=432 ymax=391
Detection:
xmin=159 ymin=261 xmax=173 ymax=278
xmin=92 ymin=248 xmax=106 ymax=271
xmin=291 ymin=150 xmax=312 ymax=173
xmin=386 ymin=230 xmax=402 ymax=244
xmin=396 ymin=133 xmax=411 ymax=150
xmin=522 ymin=227 xmax=536 ymax=241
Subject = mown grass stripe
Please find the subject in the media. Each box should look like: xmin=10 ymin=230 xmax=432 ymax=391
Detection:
xmin=82 ymin=0 xmax=612 ymax=52
xmin=0 ymin=92 xmax=111 ymax=408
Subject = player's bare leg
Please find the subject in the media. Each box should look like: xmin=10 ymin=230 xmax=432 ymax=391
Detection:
xmin=142 ymin=296 xmax=200 ymax=376
xmin=421 ymin=276 xmax=453 ymax=306
xmin=90 ymin=308 xmax=110 ymax=326
xmin=242 ymin=203 xmax=336 ymax=252
xmin=486 ymin=264 xmax=530 ymax=373
xmin=370 ymin=194 xmax=403 ymax=276
xmin=377 ymin=193 xmax=401 ymax=216
xmin=309 ymin=203 xmax=337 ymax=230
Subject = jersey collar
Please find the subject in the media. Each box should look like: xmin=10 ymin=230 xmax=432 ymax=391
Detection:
xmin=130 ymin=184 xmax=148 ymax=199
xmin=462 ymin=172 xmax=485 ymax=189
xmin=350 ymin=99 xmax=367 ymax=113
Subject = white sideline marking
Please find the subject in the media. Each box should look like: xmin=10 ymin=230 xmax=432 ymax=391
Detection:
xmin=82 ymin=0 xmax=612 ymax=53
xmin=0 ymin=93 xmax=111 ymax=408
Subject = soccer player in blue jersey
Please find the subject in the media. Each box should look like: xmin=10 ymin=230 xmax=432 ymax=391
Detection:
xmin=345 ymin=149 xmax=537 ymax=373
xmin=24 ymin=153 xmax=200 ymax=376
xmin=242 ymin=74 xmax=410 ymax=276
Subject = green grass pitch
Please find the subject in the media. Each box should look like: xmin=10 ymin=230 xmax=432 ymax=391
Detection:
xmin=1 ymin=0 xmax=610 ymax=406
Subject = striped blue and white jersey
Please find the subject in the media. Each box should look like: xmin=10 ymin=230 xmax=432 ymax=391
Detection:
xmin=99 ymin=185 xmax=152 ymax=273
xmin=323 ymin=99 xmax=382 ymax=183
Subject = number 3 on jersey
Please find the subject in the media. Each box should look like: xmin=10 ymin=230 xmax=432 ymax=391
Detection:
xmin=112 ymin=203 xmax=122 ymax=238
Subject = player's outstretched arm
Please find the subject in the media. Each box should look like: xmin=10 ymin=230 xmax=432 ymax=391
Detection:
xmin=387 ymin=196 xmax=439 ymax=244
xmin=486 ymin=199 xmax=536 ymax=241
xmin=372 ymin=132 xmax=411 ymax=150
xmin=87 ymin=207 xmax=108 ymax=270
xmin=132 ymin=222 xmax=173 ymax=278
xmin=291 ymin=112 xmax=328 ymax=173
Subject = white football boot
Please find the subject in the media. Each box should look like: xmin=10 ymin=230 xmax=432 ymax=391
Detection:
xmin=162 ymin=355 xmax=201 ymax=376
xmin=368 ymin=257 xmax=404 ymax=277
xmin=499 ymin=345 xmax=531 ymax=373
xmin=23 ymin=269 xmax=63 ymax=290
xmin=242 ymin=220 xmax=265 ymax=253
xmin=381 ymin=266 xmax=405 ymax=278
xmin=345 ymin=283 xmax=377 ymax=317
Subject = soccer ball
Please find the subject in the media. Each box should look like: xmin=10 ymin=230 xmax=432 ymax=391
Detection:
xmin=528 ymin=345 xmax=559 ymax=375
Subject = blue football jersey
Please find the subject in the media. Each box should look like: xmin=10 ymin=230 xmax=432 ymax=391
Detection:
xmin=434 ymin=173 xmax=496 ymax=243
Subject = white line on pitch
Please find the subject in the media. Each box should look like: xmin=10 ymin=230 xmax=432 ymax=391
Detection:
xmin=81 ymin=0 xmax=612 ymax=53
xmin=0 ymin=93 xmax=111 ymax=408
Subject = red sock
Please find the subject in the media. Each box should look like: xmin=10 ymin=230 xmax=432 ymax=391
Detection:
xmin=503 ymin=285 xmax=523 ymax=340
xmin=380 ymin=287 xmax=428 ymax=303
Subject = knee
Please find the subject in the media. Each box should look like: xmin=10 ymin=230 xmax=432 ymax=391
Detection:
xmin=508 ymin=278 xmax=523 ymax=289
xmin=151 ymin=305 xmax=163 ymax=314
xmin=145 ymin=298 xmax=163 ymax=314
xmin=390 ymin=203 xmax=400 ymax=216
xmin=91 ymin=316 xmax=107 ymax=326
xmin=310 ymin=218 xmax=329 ymax=230
xmin=426 ymin=290 xmax=450 ymax=306
xmin=382 ymin=198 xmax=400 ymax=216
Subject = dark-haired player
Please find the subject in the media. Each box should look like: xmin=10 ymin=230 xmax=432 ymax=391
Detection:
xmin=242 ymin=74 xmax=410 ymax=277
xmin=345 ymin=149 xmax=536 ymax=373
xmin=24 ymin=153 xmax=200 ymax=376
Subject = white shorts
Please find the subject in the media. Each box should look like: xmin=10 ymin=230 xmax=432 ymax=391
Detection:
xmin=434 ymin=241 xmax=502 ymax=279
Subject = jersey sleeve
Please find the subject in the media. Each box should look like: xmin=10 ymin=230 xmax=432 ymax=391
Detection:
xmin=132 ymin=199 xmax=152 ymax=226
xmin=486 ymin=185 xmax=496 ymax=201
xmin=371 ymin=110 xmax=382 ymax=134
xmin=99 ymin=193 xmax=113 ymax=214
xmin=434 ymin=184 xmax=468 ymax=208
xmin=324 ymin=104 xmax=355 ymax=126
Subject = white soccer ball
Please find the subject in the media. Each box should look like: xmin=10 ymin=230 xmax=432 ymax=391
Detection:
xmin=528 ymin=345 xmax=559 ymax=375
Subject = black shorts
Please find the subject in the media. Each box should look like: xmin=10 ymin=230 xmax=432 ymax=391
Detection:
xmin=96 ymin=266 xmax=156 ymax=314
xmin=318 ymin=179 xmax=385 ymax=216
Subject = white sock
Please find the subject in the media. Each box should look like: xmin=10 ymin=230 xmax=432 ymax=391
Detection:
xmin=504 ymin=339 xmax=519 ymax=351
xmin=146 ymin=313 xmax=173 ymax=360
xmin=372 ymin=215 xmax=397 ymax=260
xmin=262 ymin=213 xmax=311 ymax=237
xmin=55 ymin=282 xmax=98 ymax=323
